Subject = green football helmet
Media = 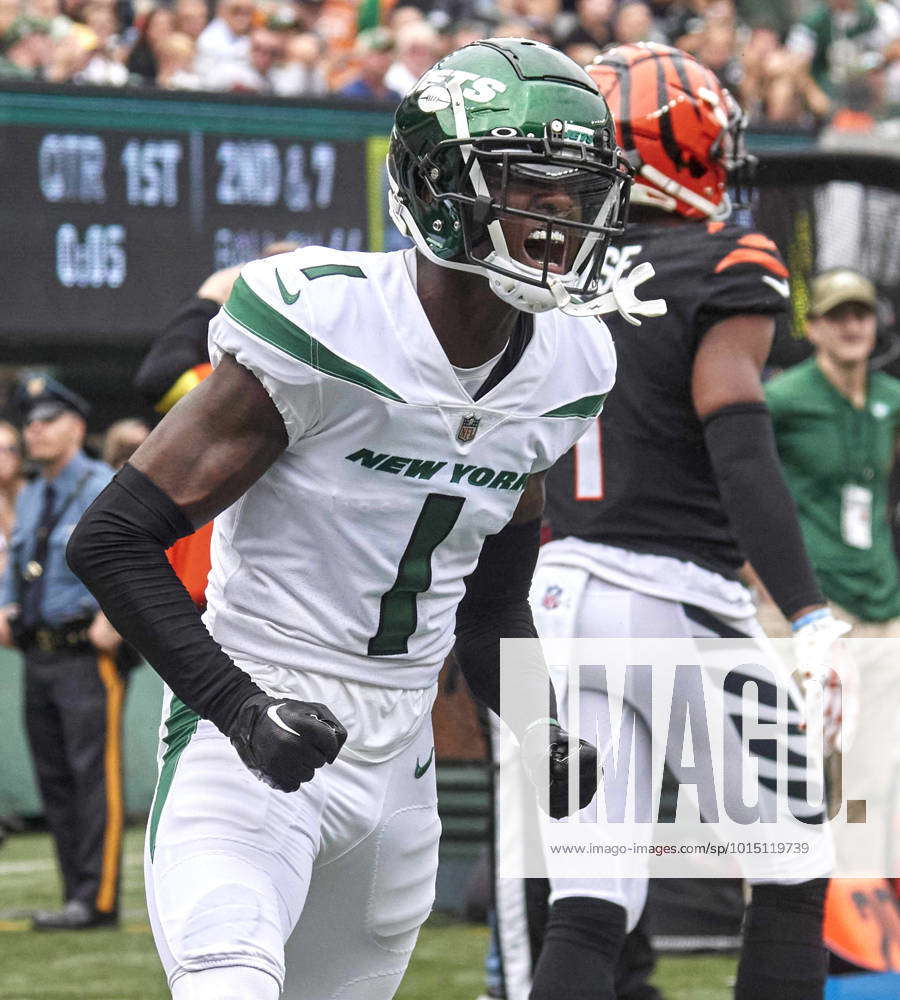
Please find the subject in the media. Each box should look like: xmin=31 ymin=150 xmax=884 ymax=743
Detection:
xmin=387 ymin=38 xmax=632 ymax=316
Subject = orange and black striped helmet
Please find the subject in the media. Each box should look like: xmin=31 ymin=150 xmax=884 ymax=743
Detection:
xmin=587 ymin=42 xmax=751 ymax=220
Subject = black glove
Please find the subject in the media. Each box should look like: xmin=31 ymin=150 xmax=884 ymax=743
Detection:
xmin=228 ymin=693 xmax=348 ymax=792
xmin=522 ymin=720 xmax=599 ymax=820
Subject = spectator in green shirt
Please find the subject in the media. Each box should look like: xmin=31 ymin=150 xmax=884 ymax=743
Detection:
xmin=765 ymin=268 xmax=900 ymax=627
xmin=764 ymin=268 xmax=900 ymax=867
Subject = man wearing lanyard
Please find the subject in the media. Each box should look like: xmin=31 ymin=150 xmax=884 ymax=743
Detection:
xmin=0 ymin=376 xmax=122 ymax=929
xmin=764 ymin=268 xmax=900 ymax=866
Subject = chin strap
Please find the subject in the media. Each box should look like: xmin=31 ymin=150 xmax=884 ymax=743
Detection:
xmin=555 ymin=262 xmax=668 ymax=324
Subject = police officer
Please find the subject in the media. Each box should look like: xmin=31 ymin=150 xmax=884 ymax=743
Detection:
xmin=0 ymin=376 xmax=123 ymax=929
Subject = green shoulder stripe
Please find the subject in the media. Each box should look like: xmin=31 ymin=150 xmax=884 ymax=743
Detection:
xmin=225 ymin=276 xmax=406 ymax=403
xmin=542 ymin=393 xmax=607 ymax=419
xmin=148 ymin=696 xmax=199 ymax=862
xmin=301 ymin=264 xmax=366 ymax=281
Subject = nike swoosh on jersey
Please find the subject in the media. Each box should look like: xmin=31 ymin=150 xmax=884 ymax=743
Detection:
xmin=762 ymin=275 xmax=790 ymax=298
xmin=414 ymin=746 xmax=434 ymax=779
xmin=267 ymin=703 xmax=303 ymax=737
xmin=275 ymin=269 xmax=301 ymax=305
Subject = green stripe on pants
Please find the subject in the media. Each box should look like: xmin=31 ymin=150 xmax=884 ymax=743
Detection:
xmin=148 ymin=695 xmax=199 ymax=861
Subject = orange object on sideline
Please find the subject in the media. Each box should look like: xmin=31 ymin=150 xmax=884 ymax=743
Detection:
xmin=830 ymin=109 xmax=876 ymax=133
xmin=161 ymin=362 xmax=214 ymax=606
xmin=167 ymin=521 xmax=214 ymax=608
xmin=824 ymin=878 xmax=900 ymax=972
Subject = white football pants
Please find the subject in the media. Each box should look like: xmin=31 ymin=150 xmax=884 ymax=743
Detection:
xmin=493 ymin=566 xmax=834 ymax=1000
xmin=145 ymin=697 xmax=439 ymax=1000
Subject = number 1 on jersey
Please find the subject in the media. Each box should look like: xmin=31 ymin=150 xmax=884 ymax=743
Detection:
xmin=368 ymin=493 xmax=466 ymax=656
xmin=574 ymin=418 xmax=604 ymax=500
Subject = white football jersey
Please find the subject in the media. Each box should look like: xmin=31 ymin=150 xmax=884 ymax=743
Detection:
xmin=204 ymin=246 xmax=616 ymax=691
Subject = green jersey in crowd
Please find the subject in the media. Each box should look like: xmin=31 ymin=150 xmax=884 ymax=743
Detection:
xmin=765 ymin=358 xmax=900 ymax=621
xmin=786 ymin=0 xmax=900 ymax=96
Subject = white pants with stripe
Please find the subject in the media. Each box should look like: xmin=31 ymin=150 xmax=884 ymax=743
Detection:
xmin=144 ymin=690 xmax=439 ymax=999
xmin=494 ymin=551 xmax=834 ymax=1000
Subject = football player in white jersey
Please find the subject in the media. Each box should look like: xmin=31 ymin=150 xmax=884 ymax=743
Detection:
xmin=68 ymin=38 xmax=663 ymax=1000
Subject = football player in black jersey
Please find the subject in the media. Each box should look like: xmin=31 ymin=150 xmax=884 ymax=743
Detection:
xmin=491 ymin=44 xmax=848 ymax=1000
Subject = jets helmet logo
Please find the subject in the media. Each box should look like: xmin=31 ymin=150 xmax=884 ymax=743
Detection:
xmin=457 ymin=413 xmax=480 ymax=443
xmin=416 ymin=68 xmax=507 ymax=105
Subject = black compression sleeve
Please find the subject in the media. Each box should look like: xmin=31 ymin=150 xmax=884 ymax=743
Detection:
xmin=66 ymin=463 xmax=262 ymax=733
xmin=703 ymin=402 xmax=824 ymax=618
xmin=454 ymin=517 xmax=557 ymax=737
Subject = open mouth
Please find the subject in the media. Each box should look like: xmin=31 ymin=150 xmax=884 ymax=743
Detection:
xmin=523 ymin=226 xmax=567 ymax=272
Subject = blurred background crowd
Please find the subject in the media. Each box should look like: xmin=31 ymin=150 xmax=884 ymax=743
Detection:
xmin=2 ymin=0 xmax=900 ymax=124
xmin=0 ymin=1 xmax=898 ymax=984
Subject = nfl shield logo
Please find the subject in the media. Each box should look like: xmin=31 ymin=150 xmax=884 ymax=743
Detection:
xmin=457 ymin=413 xmax=480 ymax=443
xmin=542 ymin=585 xmax=563 ymax=610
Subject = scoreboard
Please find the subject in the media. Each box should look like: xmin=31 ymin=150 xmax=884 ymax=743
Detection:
xmin=0 ymin=84 xmax=394 ymax=345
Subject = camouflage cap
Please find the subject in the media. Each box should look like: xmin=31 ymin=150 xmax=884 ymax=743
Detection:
xmin=808 ymin=269 xmax=876 ymax=318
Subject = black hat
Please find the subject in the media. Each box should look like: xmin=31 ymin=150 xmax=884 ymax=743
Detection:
xmin=15 ymin=374 xmax=91 ymax=424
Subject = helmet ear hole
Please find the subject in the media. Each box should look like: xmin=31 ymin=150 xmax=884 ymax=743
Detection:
xmin=686 ymin=156 xmax=707 ymax=179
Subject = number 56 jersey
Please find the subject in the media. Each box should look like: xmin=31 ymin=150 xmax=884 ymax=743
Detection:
xmin=204 ymin=246 xmax=616 ymax=692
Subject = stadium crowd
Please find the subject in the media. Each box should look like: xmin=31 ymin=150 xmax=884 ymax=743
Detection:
xmin=1 ymin=0 xmax=900 ymax=122
xmin=0 ymin=10 xmax=898 ymax=991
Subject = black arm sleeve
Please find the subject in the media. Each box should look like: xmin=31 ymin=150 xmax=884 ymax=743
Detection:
xmin=454 ymin=517 xmax=557 ymax=737
xmin=66 ymin=463 xmax=262 ymax=733
xmin=134 ymin=296 xmax=219 ymax=405
xmin=703 ymin=402 xmax=824 ymax=618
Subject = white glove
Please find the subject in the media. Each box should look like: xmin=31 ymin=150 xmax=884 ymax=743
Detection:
xmin=792 ymin=609 xmax=853 ymax=754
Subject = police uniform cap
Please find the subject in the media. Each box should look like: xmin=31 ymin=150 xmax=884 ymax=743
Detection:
xmin=808 ymin=269 xmax=877 ymax=318
xmin=15 ymin=375 xmax=91 ymax=424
